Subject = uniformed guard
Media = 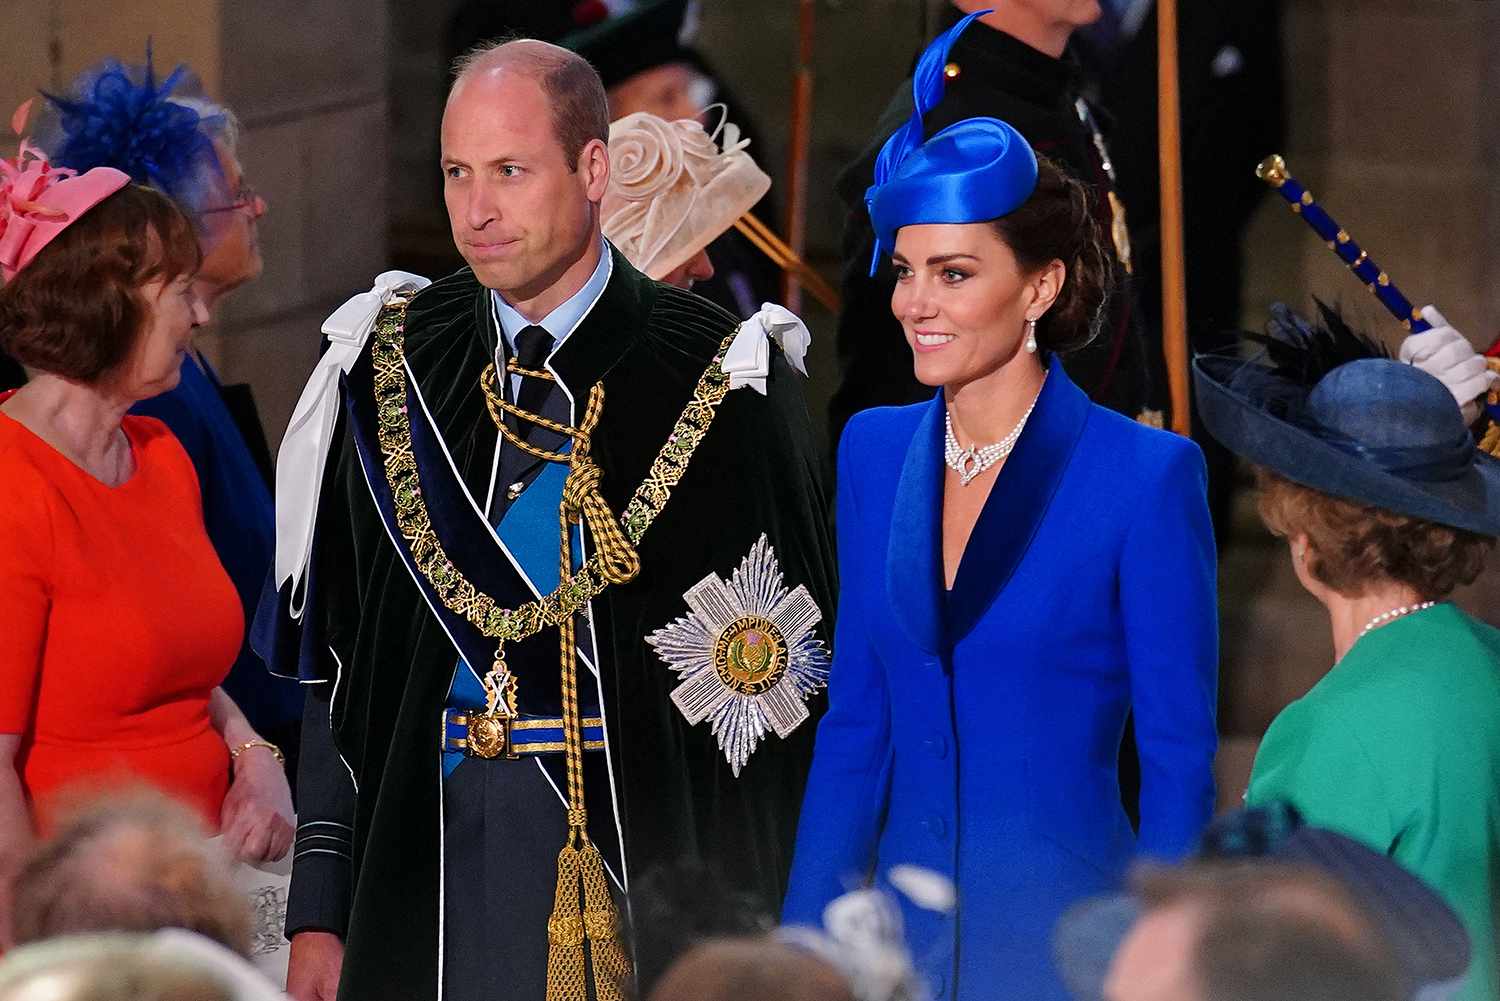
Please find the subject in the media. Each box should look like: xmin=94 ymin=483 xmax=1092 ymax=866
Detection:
xmin=254 ymin=39 xmax=834 ymax=1001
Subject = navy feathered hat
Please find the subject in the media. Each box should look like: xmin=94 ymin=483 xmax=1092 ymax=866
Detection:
xmin=1194 ymin=301 xmax=1500 ymax=537
xmin=864 ymin=10 xmax=1039 ymax=275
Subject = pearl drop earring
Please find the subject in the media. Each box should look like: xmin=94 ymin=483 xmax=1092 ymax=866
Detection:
xmin=1024 ymin=317 xmax=1038 ymax=354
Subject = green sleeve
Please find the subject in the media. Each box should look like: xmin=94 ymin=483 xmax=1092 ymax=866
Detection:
xmin=1246 ymin=697 xmax=1395 ymax=853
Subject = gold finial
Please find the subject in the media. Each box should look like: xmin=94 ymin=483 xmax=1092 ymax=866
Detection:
xmin=1256 ymin=154 xmax=1289 ymax=187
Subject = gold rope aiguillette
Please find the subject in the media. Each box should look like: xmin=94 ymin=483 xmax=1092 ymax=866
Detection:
xmin=370 ymin=298 xmax=736 ymax=1000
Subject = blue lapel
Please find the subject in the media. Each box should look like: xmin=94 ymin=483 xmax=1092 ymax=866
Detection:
xmin=946 ymin=355 xmax=1091 ymax=640
xmin=887 ymin=394 xmax=948 ymax=655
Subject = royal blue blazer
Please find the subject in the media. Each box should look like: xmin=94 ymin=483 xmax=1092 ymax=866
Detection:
xmin=783 ymin=358 xmax=1219 ymax=1001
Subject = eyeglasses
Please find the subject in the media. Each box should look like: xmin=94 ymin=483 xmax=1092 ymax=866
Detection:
xmin=201 ymin=182 xmax=261 ymax=216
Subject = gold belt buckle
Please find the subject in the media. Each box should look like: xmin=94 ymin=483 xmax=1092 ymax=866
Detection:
xmin=457 ymin=710 xmax=513 ymax=759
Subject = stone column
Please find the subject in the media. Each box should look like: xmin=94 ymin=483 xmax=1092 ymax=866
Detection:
xmin=1241 ymin=0 xmax=1500 ymax=344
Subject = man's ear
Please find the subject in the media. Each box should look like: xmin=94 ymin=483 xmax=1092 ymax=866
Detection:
xmin=580 ymin=138 xmax=610 ymax=202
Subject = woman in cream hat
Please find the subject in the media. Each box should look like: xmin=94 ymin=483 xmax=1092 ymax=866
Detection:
xmin=601 ymin=110 xmax=770 ymax=292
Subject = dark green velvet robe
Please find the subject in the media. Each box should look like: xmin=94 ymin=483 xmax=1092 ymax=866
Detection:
xmin=274 ymin=249 xmax=836 ymax=1000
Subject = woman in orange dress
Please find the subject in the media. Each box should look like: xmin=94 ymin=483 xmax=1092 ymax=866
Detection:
xmin=0 ymin=136 xmax=292 ymax=943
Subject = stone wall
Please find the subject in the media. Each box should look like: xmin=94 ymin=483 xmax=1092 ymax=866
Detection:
xmin=1241 ymin=0 xmax=1500 ymax=344
xmin=0 ymin=0 xmax=389 ymax=444
xmin=210 ymin=0 xmax=389 ymax=442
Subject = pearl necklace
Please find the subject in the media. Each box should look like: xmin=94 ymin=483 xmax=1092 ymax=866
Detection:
xmin=944 ymin=374 xmax=1046 ymax=486
xmin=1357 ymin=600 xmax=1437 ymax=640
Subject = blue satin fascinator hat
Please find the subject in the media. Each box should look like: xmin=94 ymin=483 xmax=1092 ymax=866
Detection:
xmin=865 ymin=9 xmax=1039 ymax=276
xmin=36 ymin=45 xmax=230 ymax=236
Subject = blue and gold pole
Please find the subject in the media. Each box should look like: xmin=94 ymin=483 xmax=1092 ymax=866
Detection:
xmin=1256 ymin=154 xmax=1431 ymax=334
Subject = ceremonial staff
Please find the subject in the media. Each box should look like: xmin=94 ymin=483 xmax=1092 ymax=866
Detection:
xmin=1255 ymin=153 xmax=1500 ymax=455
xmin=1158 ymin=0 xmax=1191 ymax=434
xmin=783 ymin=0 xmax=816 ymax=313
xmin=1255 ymin=153 xmax=1431 ymax=334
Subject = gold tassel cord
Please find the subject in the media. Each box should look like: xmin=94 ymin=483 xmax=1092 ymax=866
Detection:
xmin=481 ymin=368 xmax=642 ymax=588
xmin=546 ymin=384 xmax=631 ymax=1001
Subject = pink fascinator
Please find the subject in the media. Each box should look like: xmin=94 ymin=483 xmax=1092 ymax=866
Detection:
xmin=1 ymin=100 xmax=130 ymax=283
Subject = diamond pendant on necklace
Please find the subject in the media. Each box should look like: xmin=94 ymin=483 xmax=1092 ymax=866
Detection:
xmin=944 ymin=374 xmax=1046 ymax=486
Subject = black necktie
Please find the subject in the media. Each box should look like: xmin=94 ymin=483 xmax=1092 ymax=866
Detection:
xmin=514 ymin=325 xmax=557 ymax=428
xmin=496 ymin=325 xmax=567 ymax=508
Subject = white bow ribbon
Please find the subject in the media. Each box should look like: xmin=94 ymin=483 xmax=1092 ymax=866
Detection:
xmin=274 ymin=270 xmax=431 ymax=615
xmin=721 ymin=302 xmax=812 ymax=394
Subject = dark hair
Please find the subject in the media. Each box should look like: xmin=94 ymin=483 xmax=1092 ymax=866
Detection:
xmin=451 ymin=38 xmax=610 ymax=170
xmin=11 ymin=790 xmax=251 ymax=956
xmin=0 ymin=184 xmax=200 ymax=383
xmin=1134 ymin=861 xmax=1403 ymax=1001
xmin=990 ymin=154 xmax=1113 ymax=354
xmin=1255 ymin=467 xmax=1493 ymax=599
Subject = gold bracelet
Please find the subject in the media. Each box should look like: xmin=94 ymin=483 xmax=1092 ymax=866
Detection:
xmin=229 ymin=739 xmax=285 ymax=765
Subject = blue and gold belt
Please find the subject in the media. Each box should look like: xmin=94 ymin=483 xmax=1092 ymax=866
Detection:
xmin=442 ymin=708 xmax=605 ymax=759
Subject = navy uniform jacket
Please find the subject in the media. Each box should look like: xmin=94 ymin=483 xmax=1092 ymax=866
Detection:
xmin=784 ymin=358 xmax=1218 ymax=1001
xmin=257 ymin=250 xmax=836 ymax=1000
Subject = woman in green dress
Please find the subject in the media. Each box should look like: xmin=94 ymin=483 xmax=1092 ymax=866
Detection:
xmin=1194 ymin=304 xmax=1500 ymax=1001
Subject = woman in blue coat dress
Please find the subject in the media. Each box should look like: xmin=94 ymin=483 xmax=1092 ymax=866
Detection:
xmin=782 ymin=14 xmax=1219 ymax=1001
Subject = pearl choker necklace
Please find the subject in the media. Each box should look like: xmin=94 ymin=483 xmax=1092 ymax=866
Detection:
xmin=1357 ymin=601 xmax=1436 ymax=640
xmin=944 ymin=374 xmax=1046 ymax=486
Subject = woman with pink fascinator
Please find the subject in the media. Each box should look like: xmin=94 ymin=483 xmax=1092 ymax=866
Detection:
xmin=0 ymin=110 xmax=293 ymax=946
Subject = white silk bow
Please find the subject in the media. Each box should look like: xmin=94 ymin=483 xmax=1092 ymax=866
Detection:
xmin=721 ymin=302 xmax=812 ymax=395
xmin=274 ymin=270 xmax=431 ymax=615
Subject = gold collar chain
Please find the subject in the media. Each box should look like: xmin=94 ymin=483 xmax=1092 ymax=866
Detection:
xmin=370 ymin=298 xmax=738 ymax=1000
xmin=370 ymin=299 xmax=735 ymax=666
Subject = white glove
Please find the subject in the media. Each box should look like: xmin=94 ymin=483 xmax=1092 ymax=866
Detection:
xmin=1400 ymin=304 xmax=1495 ymax=424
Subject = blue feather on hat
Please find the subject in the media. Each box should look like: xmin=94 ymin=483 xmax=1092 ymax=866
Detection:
xmin=864 ymin=10 xmax=1039 ymax=275
xmin=38 ymin=44 xmax=228 ymax=231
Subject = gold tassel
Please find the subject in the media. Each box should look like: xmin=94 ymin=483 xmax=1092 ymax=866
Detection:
xmin=580 ymin=842 xmax=630 ymax=1001
xmin=547 ymin=391 xmax=635 ymax=1000
xmin=546 ymin=840 xmax=587 ymax=1001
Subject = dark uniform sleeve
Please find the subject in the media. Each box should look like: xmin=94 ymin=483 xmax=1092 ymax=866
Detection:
xmin=286 ymin=683 xmax=356 ymax=938
xmin=260 ymin=415 xmax=363 ymax=940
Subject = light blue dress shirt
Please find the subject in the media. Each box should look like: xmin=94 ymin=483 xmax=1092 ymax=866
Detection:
xmin=490 ymin=239 xmax=614 ymax=401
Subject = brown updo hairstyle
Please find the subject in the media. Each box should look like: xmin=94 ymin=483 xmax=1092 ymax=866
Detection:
xmin=1256 ymin=467 xmax=1493 ymax=599
xmin=990 ymin=154 xmax=1113 ymax=354
xmin=0 ymin=184 xmax=200 ymax=384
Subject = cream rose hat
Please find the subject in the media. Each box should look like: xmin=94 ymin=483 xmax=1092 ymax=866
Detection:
xmin=601 ymin=109 xmax=770 ymax=281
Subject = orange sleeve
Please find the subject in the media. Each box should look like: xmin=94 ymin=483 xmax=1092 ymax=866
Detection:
xmin=0 ymin=466 xmax=54 ymax=734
